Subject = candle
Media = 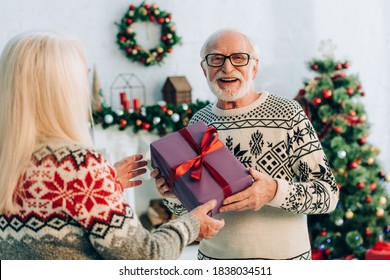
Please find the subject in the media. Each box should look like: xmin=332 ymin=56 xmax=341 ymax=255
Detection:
xmin=133 ymin=98 xmax=141 ymax=110
xmin=120 ymin=92 xmax=127 ymax=105
xmin=123 ymin=100 xmax=131 ymax=110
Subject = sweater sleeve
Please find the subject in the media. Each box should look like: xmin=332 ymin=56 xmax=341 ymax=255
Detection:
xmin=267 ymin=105 xmax=340 ymax=214
xmin=72 ymin=150 xmax=199 ymax=259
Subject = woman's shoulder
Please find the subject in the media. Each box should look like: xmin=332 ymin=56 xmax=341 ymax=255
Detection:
xmin=33 ymin=141 xmax=104 ymax=167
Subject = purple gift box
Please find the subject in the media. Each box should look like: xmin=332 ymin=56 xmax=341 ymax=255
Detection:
xmin=150 ymin=121 xmax=253 ymax=217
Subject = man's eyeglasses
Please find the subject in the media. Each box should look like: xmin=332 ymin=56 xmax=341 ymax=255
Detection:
xmin=204 ymin=53 xmax=255 ymax=67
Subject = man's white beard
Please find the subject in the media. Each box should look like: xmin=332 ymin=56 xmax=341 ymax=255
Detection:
xmin=207 ymin=69 xmax=253 ymax=102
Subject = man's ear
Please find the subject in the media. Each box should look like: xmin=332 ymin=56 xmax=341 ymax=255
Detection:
xmin=251 ymin=59 xmax=259 ymax=80
xmin=200 ymin=61 xmax=207 ymax=77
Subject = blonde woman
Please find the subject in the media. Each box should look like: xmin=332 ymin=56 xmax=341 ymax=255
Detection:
xmin=0 ymin=31 xmax=224 ymax=260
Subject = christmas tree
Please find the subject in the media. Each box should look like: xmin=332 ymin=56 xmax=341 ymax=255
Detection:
xmin=294 ymin=41 xmax=390 ymax=259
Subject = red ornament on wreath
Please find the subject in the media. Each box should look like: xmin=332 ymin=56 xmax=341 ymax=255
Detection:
xmin=116 ymin=2 xmax=181 ymax=66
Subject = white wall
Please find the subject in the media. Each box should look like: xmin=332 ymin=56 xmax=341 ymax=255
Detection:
xmin=1 ymin=0 xmax=390 ymax=209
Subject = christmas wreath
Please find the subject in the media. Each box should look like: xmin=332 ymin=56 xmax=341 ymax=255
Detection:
xmin=116 ymin=2 xmax=181 ymax=66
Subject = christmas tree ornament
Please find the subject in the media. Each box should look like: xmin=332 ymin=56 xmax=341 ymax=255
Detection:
xmin=348 ymin=161 xmax=358 ymax=169
xmin=119 ymin=119 xmax=127 ymax=127
xmin=358 ymin=138 xmax=366 ymax=145
xmin=157 ymin=100 xmax=167 ymax=106
xmin=116 ymin=109 xmax=124 ymax=116
xmin=334 ymin=126 xmax=343 ymax=134
xmin=322 ymin=89 xmax=333 ymax=99
xmin=370 ymin=146 xmax=380 ymax=154
xmin=335 ymin=63 xmax=342 ymax=70
xmin=335 ymin=218 xmax=344 ymax=226
xmin=142 ymin=122 xmax=151 ymax=130
xmin=356 ymin=182 xmax=364 ymax=190
xmin=181 ymin=103 xmax=189 ymax=110
xmin=345 ymin=209 xmax=354 ymax=219
xmin=365 ymin=196 xmax=372 ymax=203
xmin=135 ymin=119 xmax=142 ymax=126
xmin=376 ymin=208 xmax=385 ymax=218
xmin=380 ymin=196 xmax=387 ymax=206
xmin=312 ymin=97 xmax=322 ymax=105
xmin=171 ymin=113 xmax=180 ymax=123
xmin=152 ymin=116 xmax=161 ymax=125
xmin=369 ymin=183 xmax=376 ymax=191
xmin=311 ymin=64 xmax=319 ymax=70
xmin=342 ymin=62 xmax=349 ymax=69
xmin=298 ymin=89 xmax=305 ymax=95
xmin=367 ymin=158 xmax=375 ymax=165
xmin=346 ymin=88 xmax=354 ymax=95
xmin=104 ymin=114 xmax=114 ymax=124
xmin=365 ymin=228 xmax=372 ymax=236
xmin=337 ymin=150 xmax=347 ymax=158
xmin=345 ymin=231 xmax=363 ymax=248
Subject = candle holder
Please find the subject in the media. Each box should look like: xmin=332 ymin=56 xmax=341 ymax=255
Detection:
xmin=110 ymin=73 xmax=146 ymax=110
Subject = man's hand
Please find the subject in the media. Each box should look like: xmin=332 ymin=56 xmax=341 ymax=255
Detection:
xmin=114 ymin=154 xmax=147 ymax=189
xmin=150 ymin=168 xmax=177 ymax=198
xmin=219 ymin=168 xmax=277 ymax=213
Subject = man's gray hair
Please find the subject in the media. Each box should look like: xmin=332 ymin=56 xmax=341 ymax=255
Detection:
xmin=200 ymin=28 xmax=260 ymax=60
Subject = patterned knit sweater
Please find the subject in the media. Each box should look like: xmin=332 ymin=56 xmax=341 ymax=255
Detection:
xmin=164 ymin=92 xmax=339 ymax=260
xmin=0 ymin=142 xmax=199 ymax=260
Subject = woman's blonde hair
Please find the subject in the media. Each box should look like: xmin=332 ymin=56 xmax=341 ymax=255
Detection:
xmin=0 ymin=31 xmax=93 ymax=213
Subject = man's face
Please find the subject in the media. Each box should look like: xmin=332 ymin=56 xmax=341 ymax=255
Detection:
xmin=201 ymin=32 xmax=258 ymax=102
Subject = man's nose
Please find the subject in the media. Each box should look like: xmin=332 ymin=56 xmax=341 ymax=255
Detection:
xmin=221 ymin=58 xmax=235 ymax=73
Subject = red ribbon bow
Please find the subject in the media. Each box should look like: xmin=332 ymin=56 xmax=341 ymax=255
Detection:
xmin=169 ymin=126 xmax=233 ymax=198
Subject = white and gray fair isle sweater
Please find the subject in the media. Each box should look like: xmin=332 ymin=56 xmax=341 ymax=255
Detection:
xmin=164 ymin=92 xmax=339 ymax=260
xmin=0 ymin=142 xmax=199 ymax=259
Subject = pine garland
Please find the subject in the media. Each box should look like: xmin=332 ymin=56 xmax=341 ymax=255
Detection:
xmin=92 ymin=100 xmax=210 ymax=136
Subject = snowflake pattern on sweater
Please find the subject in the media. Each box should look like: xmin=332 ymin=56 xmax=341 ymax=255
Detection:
xmin=0 ymin=143 xmax=199 ymax=260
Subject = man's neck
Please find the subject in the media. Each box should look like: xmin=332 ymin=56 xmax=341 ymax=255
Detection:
xmin=217 ymin=91 xmax=260 ymax=110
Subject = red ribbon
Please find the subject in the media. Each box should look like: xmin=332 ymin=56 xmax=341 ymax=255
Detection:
xmin=169 ymin=127 xmax=233 ymax=199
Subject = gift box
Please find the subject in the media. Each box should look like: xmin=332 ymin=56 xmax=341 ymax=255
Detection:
xmin=365 ymin=241 xmax=390 ymax=260
xmin=150 ymin=121 xmax=253 ymax=217
xmin=311 ymin=249 xmax=325 ymax=260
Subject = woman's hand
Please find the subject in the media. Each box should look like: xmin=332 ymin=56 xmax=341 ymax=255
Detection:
xmin=114 ymin=154 xmax=148 ymax=189
xmin=191 ymin=199 xmax=225 ymax=241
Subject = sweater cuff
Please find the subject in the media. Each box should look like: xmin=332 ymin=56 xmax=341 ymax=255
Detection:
xmin=177 ymin=212 xmax=200 ymax=244
xmin=267 ymin=178 xmax=289 ymax=208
